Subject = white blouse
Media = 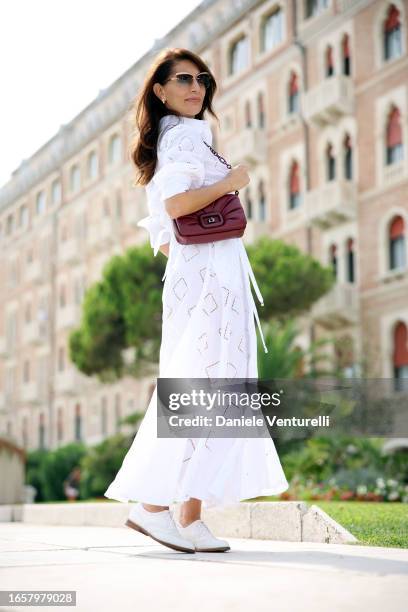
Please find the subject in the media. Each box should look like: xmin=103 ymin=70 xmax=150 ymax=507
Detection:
xmin=137 ymin=113 xmax=268 ymax=353
xmin=137 ymin=114 xmax=233 ymax=257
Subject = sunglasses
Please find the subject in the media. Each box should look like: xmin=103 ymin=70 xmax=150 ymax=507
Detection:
xmin=165 ymin=72 xmax=213 ymax=89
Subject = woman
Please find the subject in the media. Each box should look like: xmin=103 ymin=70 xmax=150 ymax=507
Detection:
xmin=104 ymin=48 xmax=289 ymax=553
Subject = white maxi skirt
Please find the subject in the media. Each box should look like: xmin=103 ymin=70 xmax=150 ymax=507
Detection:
xmin=104 ymin=234 xmax=289 ymax=509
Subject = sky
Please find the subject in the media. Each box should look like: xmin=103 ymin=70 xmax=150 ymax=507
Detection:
xmin=0 ymin=0 xmax=203 ymax=189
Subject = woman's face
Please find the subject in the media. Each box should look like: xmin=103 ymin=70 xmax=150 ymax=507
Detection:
xmin=154 ymin=60 xmax=207 ymax=118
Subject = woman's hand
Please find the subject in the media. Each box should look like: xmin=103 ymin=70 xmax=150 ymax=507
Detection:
xmin=225 ymin=164 xmax=250 ymax=192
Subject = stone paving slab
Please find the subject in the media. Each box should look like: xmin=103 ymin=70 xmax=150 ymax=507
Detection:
xmin=0 ymin=523 xmax=407 ymax=612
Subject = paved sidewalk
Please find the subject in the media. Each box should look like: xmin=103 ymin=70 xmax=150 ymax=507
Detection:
xmin=0 ymin=523 xmax=407 ymax=612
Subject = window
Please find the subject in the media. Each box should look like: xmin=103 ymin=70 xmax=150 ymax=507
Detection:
xmin=305 ymin=0 xmax=328 ymax=19
xmin=115 ymin=394 xmax=121 ymax=433
xmin=383 ymin=4 xmax=402 ymax=61
xmin=260 ymin=8 xmax=284 ymax=52
xmin=326 ymin=143 xmax=336 ymax=181
xmin=289 ymin=161 xmax=301 ymax=209
xmin=58 ymin=347 xmax=65 ymax=371
xmin=245 ymin=100 xmax=252 ymax=128
xmin=70 ymin=164 xmax=81 ymax=193
xmin=346 ymin=238 xmax=355 ymax=283
xmin=51 ymin=179 xmax=61 ymax=205
xmin=258 ymin=180 xmax=266 ymax=221
xmin=57 ymin=407 xmax=64 ymax=443
xmin=36 ymin=191 xmax=46 ymax=215
xmin=325 ymin=45 xmax=334 ymax=77
xmin=19 ymin=205 xmax=29 ymax=229
xmin=342 ymin=34 xmax=351 ymax=75
xmin=108 ymin=134 xmax=121 ymax=165
xmin=22 ymin=416 xmax=28 ymax=449
xmin=288 ymin=72 xmax=300 ymax=114
xmin=257 ymin=92 xmax=265 ymax=128
xmin=87 ymin=150 xmax=99 ymax=179
xmin=59 ymin=285 xmax=66 ymax=308
xmin=245 ymin=189 xmax=253 ymax=219
xmin=393 ymin=321 xmax=408 ymax=391
xmin=386 ymin=106 xmax=403 ymax=164
xmin=101 ymin=397 xmax=107 ymax=436
xmin=74 ymin=404 xmax=82 ymax=441
xmin=23 ymin=360 xmax=30 ymax=384
xmin=39 ymin=413 xmax=45 ymax=449
xmin=25 ymin=302 xmax=31 ymax=324
xmin=229 ymin=36 xmax=249 ymax=75
xmin=389 ymin=215 xmax=406 ymax=269
xmin=115 ymin=190 xmax=122 ymax=219
xmin=330 ymin=243 xmax=337 ymax=278
xmin=6 ymin=214 xmax=14 ymax=235
xmin=343 ymin=134 xmax=353 ymax=179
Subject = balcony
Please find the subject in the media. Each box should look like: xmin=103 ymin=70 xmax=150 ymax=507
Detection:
xmin=303 ymin=75 xmax=354 ymax=126
xmin=22 ymin=320 xmax=48 ymax=346
xmin=24 ymin=260 xmax=43 ymax=285
xmin=55 ymin=369 xmax=83 ymax=396
xmin=87 ymin=218 xmax=119 ymax=251
xmin=0 ymin=337 xmax=7 ymax=357
xmin=0 ymin=393 xmax=5 ymax=413
xmin=225 ymin=127 xmax=268 ymax=166
xmin=242 ymin=220 xmax=269 ymax=245
xmin=56 ymin=305 xmax=79 ymax=330
xmin=59 ymin=239 xmax=82 ymax=266
xmin=21 ymin=382 xmax=39 ymax=404
xmin=311 ymin=283 xmax=358 ymax=329
xmin=304 ymin=180 xmax=357 ymax=229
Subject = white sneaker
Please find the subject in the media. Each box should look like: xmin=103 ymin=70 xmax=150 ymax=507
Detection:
xmin=126 ymin=502 xmax=195 ymax=553
xmin=176 ymin=519 xmax=230 ymax=552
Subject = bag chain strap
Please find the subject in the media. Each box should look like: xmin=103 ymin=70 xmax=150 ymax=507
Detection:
xmin=203 ymin=140 xmax=239 ymax=195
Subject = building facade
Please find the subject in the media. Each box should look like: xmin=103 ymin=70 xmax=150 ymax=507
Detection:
xmin=0 ymin=0 xmax=407 ymax=450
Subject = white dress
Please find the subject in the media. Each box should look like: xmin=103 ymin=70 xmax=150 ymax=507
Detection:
xmin=104 ymin=114 xmax=289 ymax=510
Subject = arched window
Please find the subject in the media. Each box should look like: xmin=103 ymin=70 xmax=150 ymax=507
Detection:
xmin=258 ymin=180 xmax=266 ymax=221
xmin=325 ymin=45 xmax=334 ymax=77
xmin=288 ymin=71 xmax=299 ymax=113
xmin=108 ymin=134 xmax=121 ymax=165
xmin=39 ymin=413 xmax=45 ymax=449
xmin=229 ymin=36 xmax=249 ymax=75
xmin=386 ymin=106 xmax=403 ymax=164
xmin=245 ymin=100 xmax=252 ymax=128
xmin=306 ymin=0 xmax=328 ymax=19
xmin=393 ymin=321 xmax=408 ymax=390
xmin=335 ymin=335 xmax=354 ymax=378
xmin=389 ymin=215 xmax=406 ymax=269
xmin=57 ymin=407 xmax=64 ymax=443
xmin=326 ymin=143 xmax=336 ymax=181
xmin=257 ymin=92 xmax=265 ymax=128
xmin=245 ymin=189 xmax=253 ymax=219
xmin=383 ymin=4 xmax=402 ymax=61
xmin=22 ymin=416 xmax=28 ymax=449
xmin=342 ymin=34 xmax=351 ymax=75
xmin=101 ymin=397 xmax=107 ymax=436
xmin=330 ymin=243 xmax=337 ymax=278
xmin=115 ymin=394 xmax=121 ymax=433
xmin=75 ymin=403 xmax=82 ymax=441
xmin=343 ymin=134 xmax=353 ymax=179
xmin=260 ymin=7 xmax=284 ymax=52
xmin=69 ymin=164 xmax=81 ymax=193
xmin=346 ymin=238 xmax=355 ymax=283
xmin=289 ymin=161 xmax=301 ymax=209
xmin=87 ymin=150 xmax=99 ymax=179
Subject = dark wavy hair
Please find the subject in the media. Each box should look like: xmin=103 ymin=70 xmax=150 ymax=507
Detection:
xmin=129 ymin=47 xmax=218 ymax=187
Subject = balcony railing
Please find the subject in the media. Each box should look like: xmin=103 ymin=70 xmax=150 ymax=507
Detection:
xmin=56 ymin=305 xmax=79 ymax=330
xmin=54 ymin=369 xmax=84 ymax=396
xmin=311 ymin=283 xmax=358 ymax=329
xmin=225 ymin=127 xmax=268 ymax=166
xmin=21 ymin=320 xmax=48 ymax=346
xmin=59 ymin=239 xmax=82 ymax=265
xmin=304 ymin=180 xmax=357 ymax=229
xmin=303 ymin=75 xmax=354 ymax=126
xmin=21 ymin=382 xmax=39 ymax=404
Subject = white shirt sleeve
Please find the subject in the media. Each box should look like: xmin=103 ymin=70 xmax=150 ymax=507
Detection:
xmin=152 ymin=124 xmax=206 ymax=201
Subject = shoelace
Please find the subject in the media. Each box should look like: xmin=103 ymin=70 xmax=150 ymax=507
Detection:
xmin=190 ymin=520 xmax=214 ymax=538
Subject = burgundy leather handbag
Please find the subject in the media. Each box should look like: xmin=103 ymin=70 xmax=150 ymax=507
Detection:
xmin=172 ymin=141 xmax=247 ymax=245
